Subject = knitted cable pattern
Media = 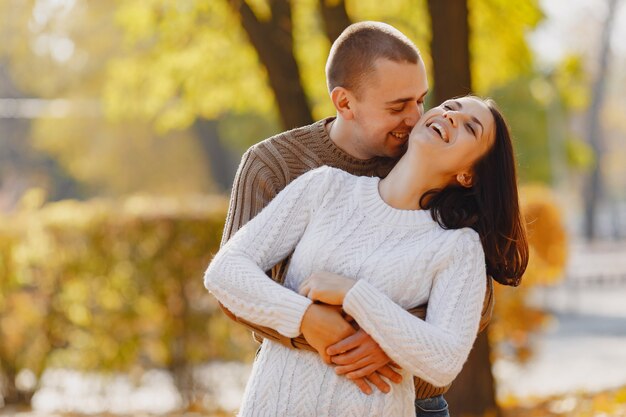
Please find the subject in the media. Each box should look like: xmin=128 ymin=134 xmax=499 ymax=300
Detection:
xmin=205 ymin=166 xmax=486 ymax=417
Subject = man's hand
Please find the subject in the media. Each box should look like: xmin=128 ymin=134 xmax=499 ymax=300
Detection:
xmin=299 ymin=271 xmax=355 ymax=305
xmin=327 ymin=329 xmax=403 ymax=390
xmin=300 ymin=304 xmax=394 ymax=395
xmin=301 ymin=303 xmax=355 ymax=364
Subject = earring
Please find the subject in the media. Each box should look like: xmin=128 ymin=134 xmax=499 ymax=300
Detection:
xmin=458 ymin=174 xmax=472 ymax=187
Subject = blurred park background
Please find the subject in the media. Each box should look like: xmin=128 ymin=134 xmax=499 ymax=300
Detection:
xmin=0 ymin=0 xmax=625 ymax=416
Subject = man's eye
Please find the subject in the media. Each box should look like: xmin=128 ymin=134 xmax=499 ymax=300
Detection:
xmin=390 ymin=107 xmax=404 ymax=113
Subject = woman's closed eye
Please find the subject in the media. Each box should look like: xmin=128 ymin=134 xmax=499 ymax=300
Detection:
xmin=465 ymin=123 xmax=476 ymax=137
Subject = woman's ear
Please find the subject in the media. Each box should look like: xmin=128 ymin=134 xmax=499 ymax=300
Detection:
xmin=456 ymin=172 xmax=474 ymax=188
xmin=330 ymin=87 xmax=354 ymax=120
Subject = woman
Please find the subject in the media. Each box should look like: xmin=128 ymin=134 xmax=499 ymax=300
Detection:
xmin=204 ymin=96 xmax=528 ymax=417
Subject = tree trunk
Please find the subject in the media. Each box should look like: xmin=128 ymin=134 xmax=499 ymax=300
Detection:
xmin=318 ymin=0 xmax=352 ymax=42
xmin=0 ymin=365 xmax=32 ymax=406
xmin=232 ymin=0 xmax=313 ymax=130
xmin=193 ymin=118 xmax=240 ymax=192
xmin=427 ymin=0 xmax=472 ymax=104
xmin=427 ymin=1 xmax=499 ymax=414
xmin=446 ymin=332 xmax=501 ymax=417
xmin=170 ymin=270 xmax=193 ymax=408
xmin=583 ymin=0 xmax=619 ymax=241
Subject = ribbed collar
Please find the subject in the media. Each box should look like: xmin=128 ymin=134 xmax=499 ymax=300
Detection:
xmin=357 ymin=176 xmax=436 ymax=228
xmin=314 ymin=117 xmax=397 ymax=173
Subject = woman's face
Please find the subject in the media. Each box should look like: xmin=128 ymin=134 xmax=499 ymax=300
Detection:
xmin=408 ymin=96 xmax=496 ymax=187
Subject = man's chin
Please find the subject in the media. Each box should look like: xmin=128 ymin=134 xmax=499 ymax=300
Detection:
xmin=386 ymin=133 xmax=410 ymax=157
xmin=387 ymin=142 xmax=408 ymax=159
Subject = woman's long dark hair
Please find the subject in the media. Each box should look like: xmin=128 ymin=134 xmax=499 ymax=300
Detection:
xmin=420 ymin=99 xmax=529 ymax=286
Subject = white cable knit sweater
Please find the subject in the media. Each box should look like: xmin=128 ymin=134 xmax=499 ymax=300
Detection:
xmin=204 ymin=166 xmax=487 ymax=417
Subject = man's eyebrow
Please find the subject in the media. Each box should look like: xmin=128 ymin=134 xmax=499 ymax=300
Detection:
xmin=385 ymin=91 xmax=429 ymax=105
xmin=453 ymin=100 xmax=484 ymax=138
xmin=385 ymin=97 xmax=415 ymax=105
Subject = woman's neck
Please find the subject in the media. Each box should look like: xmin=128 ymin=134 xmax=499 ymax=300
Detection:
xmin=378 ymin=155 xmax=445 ymax=210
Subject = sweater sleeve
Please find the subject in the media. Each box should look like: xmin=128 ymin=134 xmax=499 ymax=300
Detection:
xmin=220 ymin=146 xmax=282 ymax=247
xmin=205 ymin=167 xmax=334 ymax=338
xmin=342 ymin=229 xmax=487 ymax=387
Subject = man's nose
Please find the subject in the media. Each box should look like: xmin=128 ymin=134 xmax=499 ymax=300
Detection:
xmin=403 ymin=102 xmax=421 ymax=127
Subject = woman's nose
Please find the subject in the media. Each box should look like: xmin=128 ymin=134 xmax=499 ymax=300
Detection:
xmin=443 ymin=111 xmax=458 ymax=127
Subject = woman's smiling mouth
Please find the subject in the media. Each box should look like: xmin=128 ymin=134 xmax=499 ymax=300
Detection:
xmin=428 ymin=121 xmax=449 ymax=143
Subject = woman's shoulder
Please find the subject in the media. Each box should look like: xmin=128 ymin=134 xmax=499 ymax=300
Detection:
xmin=432 ymin=227 xmax=483 ymax=256
xmin=283 ymin=166 xmax=358 ymax=203
xmin=451 ymin=226 xmax=481 ymax=242
xmin=443 ymin=226 xmax=481 ymax=245
xmin=424 ymin=227 xmax=484 ymax=274
xmin=298 ymin=165 xmax=359 ymax=184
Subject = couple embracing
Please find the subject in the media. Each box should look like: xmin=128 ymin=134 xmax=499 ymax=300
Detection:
xmin=205 ymin=21 xmax=528 ymax=417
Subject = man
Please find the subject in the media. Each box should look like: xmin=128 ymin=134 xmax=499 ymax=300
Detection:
xmin=219 ymin=21 xmax=493 ymax=417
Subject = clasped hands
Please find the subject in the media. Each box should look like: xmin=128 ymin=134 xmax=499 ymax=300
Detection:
xmin=298 ymin=271 xmax=402 ymax=395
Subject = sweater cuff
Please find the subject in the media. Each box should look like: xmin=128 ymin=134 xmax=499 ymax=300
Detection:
xmin=343 ymin=280 xmax=382 ymax=323
xmin=274 ymin=295 xmax=314 ymax=338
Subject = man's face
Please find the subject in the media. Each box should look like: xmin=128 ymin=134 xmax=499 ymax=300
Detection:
xmin=349 ymin=58 xmax=428 ymax=159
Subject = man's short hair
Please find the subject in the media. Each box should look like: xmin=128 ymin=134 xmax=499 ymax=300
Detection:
xmin=325 ymin=21 xmax=421 ymax=98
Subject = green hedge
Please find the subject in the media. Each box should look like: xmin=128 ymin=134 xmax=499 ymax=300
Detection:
xmin=0 ymin=194 xmax=256 ymax=400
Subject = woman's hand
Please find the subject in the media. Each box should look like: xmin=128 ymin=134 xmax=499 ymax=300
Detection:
xmin=299 ymin=271 xmax=356 ymax=305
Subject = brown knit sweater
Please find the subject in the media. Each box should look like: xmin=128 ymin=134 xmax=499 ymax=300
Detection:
xmin=220 ymin=117 xmax=494 ymax=399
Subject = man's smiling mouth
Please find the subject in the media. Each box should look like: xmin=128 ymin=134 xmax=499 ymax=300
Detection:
xmin=390 ymin=131 xmax=409 ymax=140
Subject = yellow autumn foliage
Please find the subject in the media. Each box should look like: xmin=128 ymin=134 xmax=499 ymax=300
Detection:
xmin=0 ymin=183 xmax=570 ymax=387
xmin=490 ymin=184 xmax=568 ymax=362
xmin=520 ymin=184 xmax=568 ymax=285
xmin=0 ymin=194 xmax=256 ymax=387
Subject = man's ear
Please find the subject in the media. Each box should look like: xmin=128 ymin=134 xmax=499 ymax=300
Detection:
xmin=456 ymin=172 xmax=474 ymax=188
xmin=330 ymin=87 xmax=354 ymax=120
